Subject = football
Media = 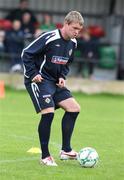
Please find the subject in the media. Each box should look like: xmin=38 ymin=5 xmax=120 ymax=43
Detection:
xmin=77 ymin=147 xmax=99 ymax=168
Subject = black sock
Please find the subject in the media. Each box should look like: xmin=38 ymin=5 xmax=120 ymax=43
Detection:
xmin=38 ymin=113 xmax=54 ymax=159
xmin=61 ymin=112 xmax=79 ymax=152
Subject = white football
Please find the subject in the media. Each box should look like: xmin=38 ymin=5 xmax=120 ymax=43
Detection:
xmin=77 ymin=147 xmax=99 ymax=168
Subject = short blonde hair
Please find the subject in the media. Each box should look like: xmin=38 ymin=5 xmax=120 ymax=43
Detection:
xmin=64 ymin=11 xmax=84 ymax=26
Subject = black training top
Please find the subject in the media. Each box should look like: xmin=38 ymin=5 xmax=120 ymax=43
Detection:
xmin=21 ymin=29 xmax=77 ymax=84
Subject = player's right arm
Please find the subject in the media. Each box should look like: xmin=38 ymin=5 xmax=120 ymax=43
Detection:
xmin=32 ymin=74 xmax=44 ymax=83
xmin=21 ymin=33 xmax=49 ymax=81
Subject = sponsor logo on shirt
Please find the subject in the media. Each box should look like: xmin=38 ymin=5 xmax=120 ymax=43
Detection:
xmin=51 ymin=56 xmax=69 ymax=64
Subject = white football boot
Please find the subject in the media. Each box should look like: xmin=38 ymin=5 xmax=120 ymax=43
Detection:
xmin=60 ymin=150 xmax=78 ymax=160
xmin=40 ymin=156 xmax=58 ymax=166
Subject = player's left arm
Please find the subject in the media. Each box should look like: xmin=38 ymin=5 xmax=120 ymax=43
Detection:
xmin=57 ymin=41 xmax=76 ymax=88
xmin=56 ymin=77 xmax=65 ymax=88
xmin=56 ymin=61 xmax=71 ymax=88
xmin=59 ymin=63 xmax=70 ymax=80
xmin=56 ymin=62 xmax=70 ymax=88
xmin=59 ymin=50 xmax=75 ymax=80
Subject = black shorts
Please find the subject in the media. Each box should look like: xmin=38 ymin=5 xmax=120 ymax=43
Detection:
xmin=25 ymin=79 xmax=72 ymax=113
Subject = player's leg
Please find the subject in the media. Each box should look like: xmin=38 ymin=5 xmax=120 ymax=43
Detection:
xmin=38 ymin=107 xmax=54 ymax=159
xmin=54 ymin=88 xmax=80 ymax=159
xmin=58 ymin=97 xmax=80 ymax=112
xmin=25 ymin=82 xmax=57 ymax=166
xmin=58 ymin=97 xmax=80 ymax=152
xmin=38 ymin=107 xmax=57 ymax=166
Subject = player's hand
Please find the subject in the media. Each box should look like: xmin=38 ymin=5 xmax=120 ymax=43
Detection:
xmin=56 ymin=78 xmax=65 ymax=88
xmin=32 ymin=74 xmax=44 ymax=83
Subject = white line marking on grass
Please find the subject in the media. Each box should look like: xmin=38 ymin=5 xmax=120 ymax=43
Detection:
xmin=10 ymin=134 xmax=61 ymax=148
xmin=0 ymin=157 xmax=38 ymax=164
xmin=10 ymin=134 xmax=36 ymax=141
xmin=0 ymin=112 xmax=36 ymax=118
xmin=0 ymin=134 xmax=61 ymax=164
xmin=50 ymin=141 xmax=61 ymax=148
xmin=0 ymin=141 xmax=61 ymax=164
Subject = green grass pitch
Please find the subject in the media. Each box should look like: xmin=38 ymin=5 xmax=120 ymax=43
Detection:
xmin=0 ymin=88 xmax=124 ymax=180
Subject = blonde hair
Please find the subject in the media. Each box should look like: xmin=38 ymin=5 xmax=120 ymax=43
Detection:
xmin=64 ymin=11 xmax=84 ymax=26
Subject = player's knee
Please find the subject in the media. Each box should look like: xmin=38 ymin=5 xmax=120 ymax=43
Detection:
xmin=41 ymin=107 xmax=54 ymax=114
xmin=74 ymin=103 xmax=81 ymax=112
xmin=67 ymin=103 xmax=81 ymax=112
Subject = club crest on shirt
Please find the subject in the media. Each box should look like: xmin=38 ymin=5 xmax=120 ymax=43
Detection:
xmin=45 ymin=97 xmax=51 ymax=103
xmin=69 ymin=49 xmax=72 ymax=56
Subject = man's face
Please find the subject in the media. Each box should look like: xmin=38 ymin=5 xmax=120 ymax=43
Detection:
xmin=65 ymin=22 xmax=83 ymax=39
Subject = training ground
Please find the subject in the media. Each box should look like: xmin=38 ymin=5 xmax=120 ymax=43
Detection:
xmin=0 ymin=74 xmax=124 ymax=180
